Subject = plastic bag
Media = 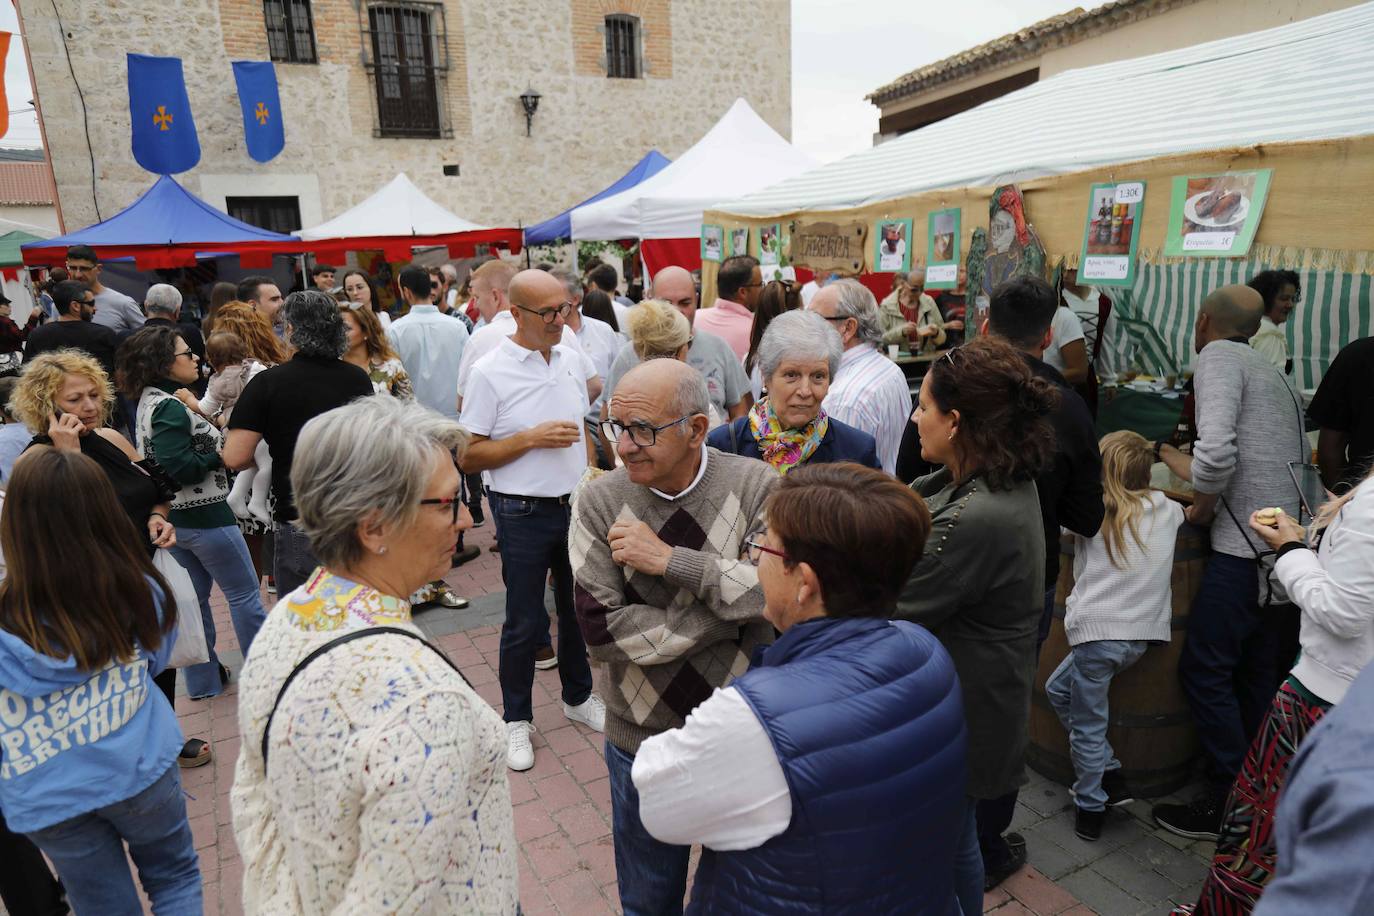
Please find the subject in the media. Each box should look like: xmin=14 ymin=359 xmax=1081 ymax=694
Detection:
xmin=154 ymin=548 xmax=209 ymax=668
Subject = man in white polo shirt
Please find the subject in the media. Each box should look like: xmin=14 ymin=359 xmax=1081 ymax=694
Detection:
xmin=460 ymin=269 xmax=606 ymax=771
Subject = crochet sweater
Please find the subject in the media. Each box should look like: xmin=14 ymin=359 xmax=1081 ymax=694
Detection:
xmin=231 ymin=571 xmax=517 ymax=915
xmin=571 ymin=448 xmax=777 ymax=753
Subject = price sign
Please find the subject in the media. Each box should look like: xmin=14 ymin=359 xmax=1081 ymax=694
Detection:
xmin=1082 ymin=255 xmax=1129 ymax=280
xmin=926 ymin=264 xmax=957 ymax=285
xmin=1114 ymin=182 xmax=1145 ymax=205
xmin=1182 ymin=231 xmax=1236 ymax=251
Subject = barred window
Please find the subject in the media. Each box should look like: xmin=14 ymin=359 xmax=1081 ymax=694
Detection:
xmin=364 ymin=2 xmax=450 ymax=138
xmin=227 ymin=196 xmax=302 ymax=236
xmin=264 ymin=0 xmax=317 ymax=64
xmin=605 ymin=14 xmax=640 ymax=79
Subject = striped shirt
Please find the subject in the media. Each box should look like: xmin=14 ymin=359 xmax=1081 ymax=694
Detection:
xmin=823 ymin=344 xmax=912 ymax=475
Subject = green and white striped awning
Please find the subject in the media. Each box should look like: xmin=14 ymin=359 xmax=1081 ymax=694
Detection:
xmin=1103 ymin=260 xmax=1373 ymax=393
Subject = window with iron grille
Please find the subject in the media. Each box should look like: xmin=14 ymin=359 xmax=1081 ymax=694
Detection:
xmin=226 ymin=196 xmax=302 ymax=236
xmin=364 ymin=3 xmax=450 ymax=139
xmin=604 ymin=15 xmax=641 ymax=79
xmin=264 ymin=0 xmax=317 ymax=64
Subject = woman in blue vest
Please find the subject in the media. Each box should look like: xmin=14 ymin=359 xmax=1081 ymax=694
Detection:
xmin=632 ymin=462 xmax=967 ymax=914
xmin=709 ymin=310 xmax=880 ymax=474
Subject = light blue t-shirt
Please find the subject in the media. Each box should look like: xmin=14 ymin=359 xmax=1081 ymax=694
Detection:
xmin=0 ymin=584 xmax=182 ymax=832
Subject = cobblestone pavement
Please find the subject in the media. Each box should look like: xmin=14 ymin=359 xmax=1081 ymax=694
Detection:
xmin=31 ymin=506 xmax=1218 ymax=915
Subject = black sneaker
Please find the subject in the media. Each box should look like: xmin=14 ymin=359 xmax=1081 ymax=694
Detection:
xmin=1152 ymin=796 xmax=1222 ymax=841
xmin=1075 ymin=806 xmax=1104 ymax=841
xmin=451 ymin=545 xmax=481 ymax=568
xmin=983 ymin=833 xmax=1028 ymax=891
xmin=1103 ymin=770 xmax=1135 ymax=807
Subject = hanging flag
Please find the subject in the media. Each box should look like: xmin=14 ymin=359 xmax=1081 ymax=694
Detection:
xmin=127 ymin=53 xmax=200 ymax=175
xmin=232 ymin=60 xmax=285 ymax=163
xmin=0 ymin=33 xmax=11 ymax=139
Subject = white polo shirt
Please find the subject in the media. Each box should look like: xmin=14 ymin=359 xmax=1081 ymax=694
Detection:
xmin=459 ymin=338 xmax=589 ymax=498
xmin=456 ymin=310 xmax=596 ymax=398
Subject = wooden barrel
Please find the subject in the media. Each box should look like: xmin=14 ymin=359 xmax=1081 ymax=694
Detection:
xmin=1027 ymin=522 xmax=1209 ymax=798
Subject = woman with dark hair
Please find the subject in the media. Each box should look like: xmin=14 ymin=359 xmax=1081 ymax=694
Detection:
xmin=895 ymin=336 xmax=1059 ymax=908
xmin=0 ymin=448 xmax=202 ymax=914
xmin=342 ymin=269 xmax=393 ymax=327
xmin=633 ymin=462 xmax=966 ymax=914
xmin=581 ymin=288 xmax=620 ymax=333
xmin=1247 ymin=269 xmax=1301 ymax=374
xmin=202 ymin=280 xmax=239 ymax=335
xmin=339 ymin=301 xmax=412 ymax=398
xmin=744 ymin=278 xmax=800 ymax=400
xmin=120 ymin=325 xmax=267 ymax=701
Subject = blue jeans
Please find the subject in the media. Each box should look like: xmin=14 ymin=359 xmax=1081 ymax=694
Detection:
xmin=1046 ymin=639 xmax=1149 ymax=811
xmin=605 ymin=740 xmax=690 ymax=916
xmin=272 ymin=520 xmax=318 ymax=600
xmin=952 ymin=797 xmax=983 ymax=916
xmin=28 ymin=764 xmax=201 ymax=915
xmin=175 ymin=524 xmax=268 ymax=699
xmin=1179 ymin=552 xmax=1282 ymax=797
xmin=491 ymin=495 xmax=592 ymax=722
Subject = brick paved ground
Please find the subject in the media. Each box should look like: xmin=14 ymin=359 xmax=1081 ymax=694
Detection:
xmin=26 ymin=504 xmax=1218 ymax=915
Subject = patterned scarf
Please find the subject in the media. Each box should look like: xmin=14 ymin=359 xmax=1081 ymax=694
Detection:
xmin=748 ymin=396 xmax=828 ymax=474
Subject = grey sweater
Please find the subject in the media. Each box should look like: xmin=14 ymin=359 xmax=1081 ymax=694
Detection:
xmin=1191 ymin=340 xmax=1306 ymax=558
xmin=1254 ymin=661 xmax=1374 ymax=915
xmin=570 ymin=449 xmax=777 ymax=753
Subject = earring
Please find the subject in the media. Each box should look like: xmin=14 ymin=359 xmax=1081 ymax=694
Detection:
xmin=377 ymin=546 xmax=388 ymax=555
xmin=947 ymin=431 xmax=955 ymax=441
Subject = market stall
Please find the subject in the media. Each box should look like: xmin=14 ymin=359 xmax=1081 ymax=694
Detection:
xmin=525 ymin=150 xmax=670 ymax=246
xmin=702 ymin=2 xmax=1374 ymax=396
xmin=572 ymin=98 xmax=816 ymax=275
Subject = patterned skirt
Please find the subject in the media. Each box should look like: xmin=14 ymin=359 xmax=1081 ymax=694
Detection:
xmin=1173 ymin=679 xmax=1331 ymax=916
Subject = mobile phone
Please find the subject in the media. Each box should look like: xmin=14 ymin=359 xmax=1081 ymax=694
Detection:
xmin=1288 ymin=461 xmax=1328 ymax=521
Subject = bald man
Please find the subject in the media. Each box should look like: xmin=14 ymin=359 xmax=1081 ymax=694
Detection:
xmin=601 ymin=266 xmax=751 ymax=425
xmin=1153 ymin=283 xmax=1307 ymax=841
xmin=571 ymin=358 xmax=775 ymax=912
xmin=460 ymin=269 xmax=605 ymax=772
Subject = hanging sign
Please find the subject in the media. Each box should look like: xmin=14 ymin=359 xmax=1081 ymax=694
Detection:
xmin=873 ymin=218 xmax=912 ymax=273
xmin=701 ymin=225 xmax=724 ymax=263
xmin=925 ymin=208 xmax=962 ymax=288
xmin=1164 ymin=169 xmax=1272 ymax=257
xmin=791 ymin=219 xmax=866 ymax=275
xmin=1078 ymin=181 xmax=1145 ymax=286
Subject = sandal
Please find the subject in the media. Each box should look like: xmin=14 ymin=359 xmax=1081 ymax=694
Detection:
xmin=177 ymin=738 xmax=213 ymax=768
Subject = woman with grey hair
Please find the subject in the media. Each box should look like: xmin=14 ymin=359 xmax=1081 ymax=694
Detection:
xmin=708 ymin=309 xmax=879 ymax=473
xmin=231 ymin=395 xmax=518 ymax=914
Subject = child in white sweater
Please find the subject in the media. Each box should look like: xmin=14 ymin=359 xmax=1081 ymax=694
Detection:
xmin=177 ymin=331 xmax=272 ymax=524
xmin=1046 ymin=430 xmax=1183 ymax=841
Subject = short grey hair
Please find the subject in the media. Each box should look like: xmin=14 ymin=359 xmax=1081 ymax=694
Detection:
xmin=548 ymin=266 xmax=581 ymax=301
xmin=758 ymin=309 xmax=843 ymax=381
xmin=829 ymin=279 xmax=884 ymax=347
xmin=292 ymin=396 xmax=471 ymax=571
xmin=671 ymin=363 xmax=711 ymax=419
xmin=144 ymin=283 xmax=182 ymax=316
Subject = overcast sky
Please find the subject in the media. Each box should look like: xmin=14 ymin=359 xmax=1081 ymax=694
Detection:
xmin=791 ymin=0 xmax=1077 ymax=163
xmin=0 ymin=1 xmax=1082 ymax=157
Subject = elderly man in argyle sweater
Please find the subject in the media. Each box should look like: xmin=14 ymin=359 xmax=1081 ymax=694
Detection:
xmin=572 ymin=358 xmax=776 ymax=915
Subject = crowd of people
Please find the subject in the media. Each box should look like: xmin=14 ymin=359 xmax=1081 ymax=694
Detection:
xmin=0 ymin=242 xmax=1370 ymax=916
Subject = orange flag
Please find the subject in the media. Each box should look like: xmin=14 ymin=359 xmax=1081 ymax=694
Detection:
xmin=0 ymin=32 xmax=11 ymax=139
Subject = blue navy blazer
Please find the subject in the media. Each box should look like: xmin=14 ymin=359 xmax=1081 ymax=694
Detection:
xmin=707 ymin=415 xmax=881 ymax=471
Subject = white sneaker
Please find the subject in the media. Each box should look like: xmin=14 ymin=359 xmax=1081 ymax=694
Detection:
xmin=564 ymin=694 xmax=606 ymax=733
xmin=506 ymin=721 xmax=535 ymax=771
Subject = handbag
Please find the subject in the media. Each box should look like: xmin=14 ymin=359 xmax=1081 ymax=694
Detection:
xmin=153 ymin=548 xmax=209 ymax=668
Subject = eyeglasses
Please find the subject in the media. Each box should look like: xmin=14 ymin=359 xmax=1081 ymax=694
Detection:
xmin=516 ymin=302 xmax=573 ymax=325
xmin=174 ymin=349 xmax=197 ymax=361
xmin=818 ymin=313 xmax=852 ymax=324
xmin=744 ymin=533 xmax=788 ymax=565
xmin=418 ymin=495 xmax=463 ymax=525
xmin=941 ymin=346 xmax=966 ymax=368
xmin=601 ymin=415 xmax=692 ymax=447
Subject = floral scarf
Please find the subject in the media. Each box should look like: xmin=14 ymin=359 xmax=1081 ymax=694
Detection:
xmin=748 ymin=396 xmax=828 ymax=474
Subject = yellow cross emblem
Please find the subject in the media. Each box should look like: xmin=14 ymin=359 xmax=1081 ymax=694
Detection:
xmin=254 ymin=102 xmax=270 ymax=126
xmin=153 ymin=105 xmax=173 ymax=131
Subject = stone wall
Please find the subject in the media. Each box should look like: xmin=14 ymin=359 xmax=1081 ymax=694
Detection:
xmin=21 ymin=0 xmax=791 ymax=234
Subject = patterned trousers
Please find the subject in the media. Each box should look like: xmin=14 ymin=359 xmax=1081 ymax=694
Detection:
xmin=1173 ymin=680 xmax=1330 ymax=916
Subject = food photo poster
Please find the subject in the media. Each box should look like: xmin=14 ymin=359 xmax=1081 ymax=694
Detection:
xmin=1078 ymin=181 xmax=1145 ymax=286
xmin=926 ymin=208 xmax=961 ymax=288
xmin=1165 ymin=169 xmax=1272 ymax=257
xmin=874 ymin=218 xmax=913 ymax=273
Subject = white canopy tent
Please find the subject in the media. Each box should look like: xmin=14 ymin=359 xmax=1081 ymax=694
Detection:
xmin=571 ymin=98 xmax=817 ymax=241
xmin=713 ymin=2 xmax=1374 ymax=216
xmin=300 ymin=172 xmax=487 ymax=239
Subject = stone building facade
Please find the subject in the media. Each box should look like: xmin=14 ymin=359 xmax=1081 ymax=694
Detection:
xmin=20 ymin=0 xmax=791 ymax=233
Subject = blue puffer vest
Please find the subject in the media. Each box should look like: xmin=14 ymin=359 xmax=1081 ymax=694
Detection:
xmin=688 ymin=616 xmax=967 ymax=915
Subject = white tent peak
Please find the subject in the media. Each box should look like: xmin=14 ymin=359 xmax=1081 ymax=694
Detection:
xmin=571 ymin=97 xmax=816 ymax=241
xmin=300 ymin=173 xmax=487 ymax=239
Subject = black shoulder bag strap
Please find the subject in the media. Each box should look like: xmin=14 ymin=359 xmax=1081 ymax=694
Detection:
xmin=260 ymin=626 xmax=471 ymax=774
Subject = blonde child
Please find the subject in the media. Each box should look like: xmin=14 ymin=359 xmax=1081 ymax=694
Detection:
xmin=176 ymin=331 xmax=272 ymax=524
xmin=1046 ymin=430 xmax=1183 ymax=841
